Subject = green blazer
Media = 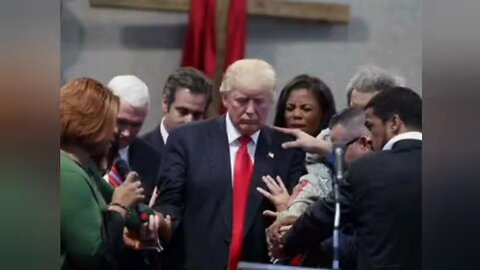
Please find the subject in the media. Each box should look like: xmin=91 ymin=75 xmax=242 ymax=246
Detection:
xmin=61 ymin=152 xmax=125 ymax=270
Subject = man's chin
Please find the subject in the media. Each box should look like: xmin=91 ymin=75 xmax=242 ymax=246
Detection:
xmin=238 ymin=123 xmax=262 ymax=135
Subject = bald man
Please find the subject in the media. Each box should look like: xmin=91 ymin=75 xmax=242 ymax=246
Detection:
xmin=155 ymin=59 xmax=306 ymax=270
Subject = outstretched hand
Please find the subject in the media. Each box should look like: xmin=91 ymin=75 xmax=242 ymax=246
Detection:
xmin=272 ymin=126 xmax=332 ymax=156
xmin=257 ymin=175 xmax=290 ymax=212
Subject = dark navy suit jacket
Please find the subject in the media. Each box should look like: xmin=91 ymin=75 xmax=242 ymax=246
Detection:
xmin=156 ymin=115 xmax=306 ymax=270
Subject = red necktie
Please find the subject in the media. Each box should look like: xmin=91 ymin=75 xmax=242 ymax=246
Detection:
xmin=228 ymin=135 xmax=254 ymax=270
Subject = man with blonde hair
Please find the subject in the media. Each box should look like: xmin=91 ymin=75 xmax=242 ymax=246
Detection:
xmin=156 ymin=59 xmax=306 ymax=270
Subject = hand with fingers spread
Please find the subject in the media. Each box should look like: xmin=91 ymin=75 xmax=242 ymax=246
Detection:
xmin=110 ymin=172 xmax=145 ymax=217
xmin=272 ymin=126 xmax=332 ymax=156
xmin=257 ymin=175 xmax=290 ymax=213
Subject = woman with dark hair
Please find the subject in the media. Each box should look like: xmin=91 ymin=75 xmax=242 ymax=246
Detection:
xmin=60 ymin=77 xmax=146 ymax=270
xmin=273 ymin=74 xmax=336 ymax=137
xmin=258 ymin=74 xmax=337 ymax=267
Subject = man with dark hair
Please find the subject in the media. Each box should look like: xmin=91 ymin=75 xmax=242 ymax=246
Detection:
xmin=364 ymin=86 xmax=422 ymax=151
xmin=141 ymin=67 xmax=213 ymax=269
xmin=329 ymin=107 xmax=373 ymax=166
xmin=268 ymin=107 xmax=372 ymax=269
xmin=142 ymin=67 xmax=213 ymax=154
xmin=270 ymin=87 xmax=422 ymax=270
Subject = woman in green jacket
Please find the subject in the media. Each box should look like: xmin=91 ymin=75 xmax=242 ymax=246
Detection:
xmin=60 ymin=77 xmax=145 ymax=270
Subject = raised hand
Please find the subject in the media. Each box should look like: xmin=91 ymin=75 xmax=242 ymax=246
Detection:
xmin=257 ymin=175 xmax=290 ymax=212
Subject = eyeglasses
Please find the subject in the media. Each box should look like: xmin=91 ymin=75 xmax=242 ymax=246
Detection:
xmin=344 ymin=136 xmax=361 ymax=148
xmin=344 ymin=136 xmax=373 ymax=151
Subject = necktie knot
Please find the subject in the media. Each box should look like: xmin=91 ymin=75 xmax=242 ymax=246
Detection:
xmin=238 ymin=135 xmax=251 ymax=146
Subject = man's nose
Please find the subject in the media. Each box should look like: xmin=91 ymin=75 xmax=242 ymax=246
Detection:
xmin=120 ymin=128 xmax=130 ymax=137
xmin=184 ymin=113 xmax=193 ymax=123
xmin=245 ymin=100 xmax=255 ymax=114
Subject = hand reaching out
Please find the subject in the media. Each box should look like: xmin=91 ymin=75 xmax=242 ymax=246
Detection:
xmin=272 ymin=126 xmax=332 ymax=157
xmin=257 ymin=175 xmax=290 ymax=212
xmin=155 ymin=212 xmax=172 ymax=242
xmin=267 ymin=215 xmax=298 ymax=259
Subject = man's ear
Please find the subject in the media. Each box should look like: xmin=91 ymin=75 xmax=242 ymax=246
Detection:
xmin=389 ymin=114 xmax=402 ymax=134
xmin=221 ymin=92 xmax=229 ymax=108
xmin=162 ymin=95 xmax=169 ymax=114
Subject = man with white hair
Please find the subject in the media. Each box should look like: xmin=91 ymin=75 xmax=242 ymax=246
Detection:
xmin=107 ymin=75 xmax=162 ymax=270
xmin=346 ymin=64 xmax=405 ymax=109
xmin=155 ymin=59 xmax=306 ymax=270
xmin=306 ymin=64 xmax=405 ymax=157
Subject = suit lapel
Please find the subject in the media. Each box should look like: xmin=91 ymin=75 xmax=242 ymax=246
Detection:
xmin=148 ymin=125 xmax=165 ymax=154
xmin=243 ymin=128 xmax=274 ymax=237
xmin=127 ymin=140 xmax=138 ymax=170
xmin=154 ymin=127 xmax=165 ymax=153
xmin=206 ymin=116 xmax=233 ymax=234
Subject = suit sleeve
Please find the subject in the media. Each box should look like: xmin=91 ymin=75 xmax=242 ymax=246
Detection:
xmin=280 ymin=162 xmax=333 ymax=219
xmin=61 ymin=170 xmax=125 ymax=269
xmin=154 ymin=129 xmax=188 ymax=228
xmin=282 ymin=169 xmax=356 ymax=256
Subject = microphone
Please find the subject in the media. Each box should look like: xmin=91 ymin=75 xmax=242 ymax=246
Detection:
xmin=114 ymin=158 xmax=151 ymax=222
xmin=116 ymin=158 xmax=167 ymax=253
xmin=331 ymin=144 xmax=345 ymax=270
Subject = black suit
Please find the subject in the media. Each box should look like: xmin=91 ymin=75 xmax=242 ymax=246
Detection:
xmin=128 ymin=137 xmax=162 ymax=204
xmin=156 ymin=115 xmax=306 ymax=270
xmin=283 ymin=139 xmax=422 ymax=270
xmin=120 ymin=138 xmax=161 ymax=270
xmin=142 ymin=126 xmax=174 ymax=269
xmin=142 ymin=125 xmax=165 ymax=156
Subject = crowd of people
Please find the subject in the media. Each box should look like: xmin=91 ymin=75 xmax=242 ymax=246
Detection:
xmin=60 ymin=59 xmax=422 ymax=270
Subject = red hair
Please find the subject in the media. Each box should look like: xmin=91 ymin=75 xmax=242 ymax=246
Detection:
xmin=60 ymin=77 xmax=119 ymax=156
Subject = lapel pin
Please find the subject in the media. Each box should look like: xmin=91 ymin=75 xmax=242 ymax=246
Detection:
xmin=268 ymin=152 xmax=274 ymax=159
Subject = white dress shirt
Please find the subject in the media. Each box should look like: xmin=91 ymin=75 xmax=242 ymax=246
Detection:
xmin=382 ymin=131 xmax=422 ymax=151
xmin=225 ymin=113 xmax=260 ymax=186
xmin=160 ymin=117 xmax=169 ymax=144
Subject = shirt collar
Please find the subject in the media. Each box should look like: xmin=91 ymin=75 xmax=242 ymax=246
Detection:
xmin=119 ymin=145 xmax=129 ymax=164
xmin=160 ymin=117 xmax=169 ymax=144
xmin=225 ymin=113 xmax=260 ymax=145
xmin=382 ymin=131 xmax=422 ymax=151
